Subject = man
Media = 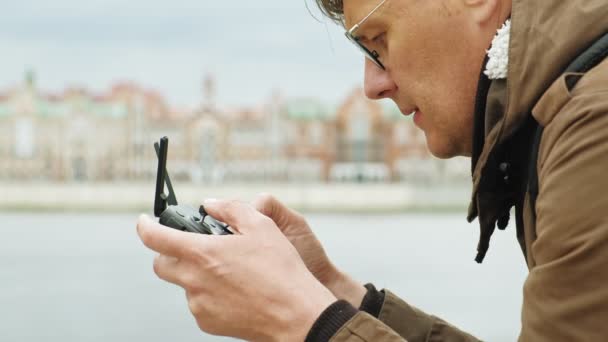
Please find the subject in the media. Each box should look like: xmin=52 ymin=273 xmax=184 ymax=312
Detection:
xmin=136 ymin=0 xmax=608 ymax=340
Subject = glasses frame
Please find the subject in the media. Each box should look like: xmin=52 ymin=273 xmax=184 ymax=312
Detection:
xmin=344 ymin=0 xmax=389 ymax=70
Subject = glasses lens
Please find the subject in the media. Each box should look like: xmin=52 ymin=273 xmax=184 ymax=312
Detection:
xmin=345 ymin=32 xmax=385 ymax=70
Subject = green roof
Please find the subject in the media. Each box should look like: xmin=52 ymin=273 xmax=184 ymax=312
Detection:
xmin=0 ymin=103 xmax=13 ymax=117
xmin=284 ymin=98 xmax=408 ymax=123
xmin=0 ymin=96 xmax=130 ymax=119
xmin=36 ymin=100 xmax=70 ymax=117
xmin=284 ymin=99 xmax=331 ymax=121
xmin=91 ymin=102 xmax=129 ymax=118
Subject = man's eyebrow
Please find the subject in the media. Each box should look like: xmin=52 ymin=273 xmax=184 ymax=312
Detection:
xmin=355 ymin=34 xmax=371 ymax=43
xmin=352 ymin=17 xmax=382 ymax=37
xmin=355 ymin=31 xmax=379 ymax=43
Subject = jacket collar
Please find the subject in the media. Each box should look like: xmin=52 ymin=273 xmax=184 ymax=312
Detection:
xmin=467 ymin=0 xmax=608 ymax=262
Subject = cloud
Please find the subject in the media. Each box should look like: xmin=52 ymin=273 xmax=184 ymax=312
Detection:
xmin=0 ymin=0 xmax=364 ymax=107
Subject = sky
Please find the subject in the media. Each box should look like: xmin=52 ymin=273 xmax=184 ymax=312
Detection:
xmin=0 ymin=0 xmax=369 ymax=108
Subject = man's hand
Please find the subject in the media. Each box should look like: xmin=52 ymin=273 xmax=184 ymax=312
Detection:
xmin=252 ymin=194 xmax=367 ymax=308
xmin=136 ymin=200 xmax=336 ymax=342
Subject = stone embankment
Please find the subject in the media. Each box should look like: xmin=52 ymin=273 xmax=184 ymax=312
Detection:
xmin=0 ymin=182 xmax=470 ymax=213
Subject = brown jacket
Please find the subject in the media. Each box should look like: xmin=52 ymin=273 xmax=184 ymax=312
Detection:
xmin=330 ymin=0 xmax=608 ymax=341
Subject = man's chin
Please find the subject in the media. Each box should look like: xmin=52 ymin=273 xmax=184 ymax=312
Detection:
xmin=425 ymin=136 xmax=462 ymax=159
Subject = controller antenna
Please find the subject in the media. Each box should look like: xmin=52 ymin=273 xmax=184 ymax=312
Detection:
xmin=154 ymin=137 xmax=178 ymax=216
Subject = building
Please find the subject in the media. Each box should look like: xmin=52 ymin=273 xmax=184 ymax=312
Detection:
xmin=0 ymin=72 xmax=469 ymax=183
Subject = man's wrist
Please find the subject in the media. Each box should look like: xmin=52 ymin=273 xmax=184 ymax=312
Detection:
xmin=323 ymin=266 xmax=367 ymax=308
xmin=276 ymin=285 xmax=337 ymax=342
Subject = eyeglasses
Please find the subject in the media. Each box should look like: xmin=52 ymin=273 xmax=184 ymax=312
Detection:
xmin=344 ymin=0 xmax=389 ymax=70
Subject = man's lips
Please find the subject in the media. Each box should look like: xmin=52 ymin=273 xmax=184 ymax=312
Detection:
xmin=400 ymin=107 xmax=418 ymax=116
xmin=413 ymin=110 xmax=423 ymax=126
xmin=399 ymin=106 xmax=423 ymax=127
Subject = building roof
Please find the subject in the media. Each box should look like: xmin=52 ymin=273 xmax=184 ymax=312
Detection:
xmin=0 ymin=78 xmax=404 ymax=124
xmin=283 ymin=98 xmax=332 ymax=121
xmin=0 ymin=103 xmax=13 ymax=117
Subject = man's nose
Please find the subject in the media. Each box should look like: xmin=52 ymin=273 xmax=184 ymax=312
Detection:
xmin=363 ymin=59 xmax=396 ymax=100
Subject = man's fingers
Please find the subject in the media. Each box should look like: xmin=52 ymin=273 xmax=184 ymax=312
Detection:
xmin=153 ymin=254 xmax=183 ymax=285
xmin=202 ymin=199 xmax=271 ymax=234
xmin=251 ymin=193 xmax=304 ymax=231
xmin=137 ymin=214 xmax=199 ymax=258
xmin=251 ymin=193 xmax=279 ymax=218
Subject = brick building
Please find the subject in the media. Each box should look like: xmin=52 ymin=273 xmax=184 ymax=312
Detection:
xmin=0 ymin=73 xmax=469 ymax=183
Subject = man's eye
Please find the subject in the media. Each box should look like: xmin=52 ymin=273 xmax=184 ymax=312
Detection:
xmin=372 ymin=33 xmax=386 ymax=44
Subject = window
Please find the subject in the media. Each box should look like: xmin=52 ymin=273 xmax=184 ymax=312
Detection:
xmin=15 ymin=119 xmax=35 ymax=158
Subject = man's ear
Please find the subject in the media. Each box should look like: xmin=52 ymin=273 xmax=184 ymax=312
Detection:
xmin=464 ymin=0 xmax=500 ymax=26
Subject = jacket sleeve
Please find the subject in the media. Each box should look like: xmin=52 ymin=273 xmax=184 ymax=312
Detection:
xmin=520 ymin=83 xmax=608 ymax=340
xmin=306 ymin=300 xmax=407 ymax=342
xmin=358 ymin=288 xmax=481 ymax=342
xmin=306 ymin=288 xmax=481 ymax=342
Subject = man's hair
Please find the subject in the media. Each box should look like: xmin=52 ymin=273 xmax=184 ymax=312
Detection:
xmin=315 ymin=0 xmax=345 ymax=25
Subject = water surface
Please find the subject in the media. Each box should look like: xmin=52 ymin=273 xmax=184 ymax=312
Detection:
xmin=0 ymin=213 xmax=526 ymax=341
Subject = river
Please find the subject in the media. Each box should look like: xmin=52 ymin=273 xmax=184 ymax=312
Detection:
xmin=0 ymin=212 xmax=526 ymax=341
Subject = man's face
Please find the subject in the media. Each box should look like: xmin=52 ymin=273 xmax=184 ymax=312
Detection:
xmin=343 ymin=0 xmax=499 ymax=158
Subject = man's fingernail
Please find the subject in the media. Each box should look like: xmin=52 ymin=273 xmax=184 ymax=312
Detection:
xmin=204 ymin=198 xmax=218 ymax=204
xmin=137 ymin=214 xmax=149 ymax=234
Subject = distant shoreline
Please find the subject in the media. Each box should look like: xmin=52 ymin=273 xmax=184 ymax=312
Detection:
xmin=0 ymin=182 xmax=470 ymax=213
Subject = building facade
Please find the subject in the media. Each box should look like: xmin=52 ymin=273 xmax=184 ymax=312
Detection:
xmin=0 ymin=73 xmax=469 ymax=183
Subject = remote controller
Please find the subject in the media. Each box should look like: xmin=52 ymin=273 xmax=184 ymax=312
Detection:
xmin=153 ymin=136 xmax=232 ymax=235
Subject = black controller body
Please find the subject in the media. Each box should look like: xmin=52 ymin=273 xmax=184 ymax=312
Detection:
xmin=153 ymin=136 xmax=231 ymax=236
xmin=159 ymin=204 xmax=232 ymax=235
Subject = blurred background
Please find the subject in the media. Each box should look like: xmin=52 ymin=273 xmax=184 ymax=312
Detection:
xmin=0 ymin=1 xmax=526 ymax=341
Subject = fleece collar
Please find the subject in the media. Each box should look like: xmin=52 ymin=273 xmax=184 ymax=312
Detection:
xmin=485 ymin=20 xmax=511 ymax=80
